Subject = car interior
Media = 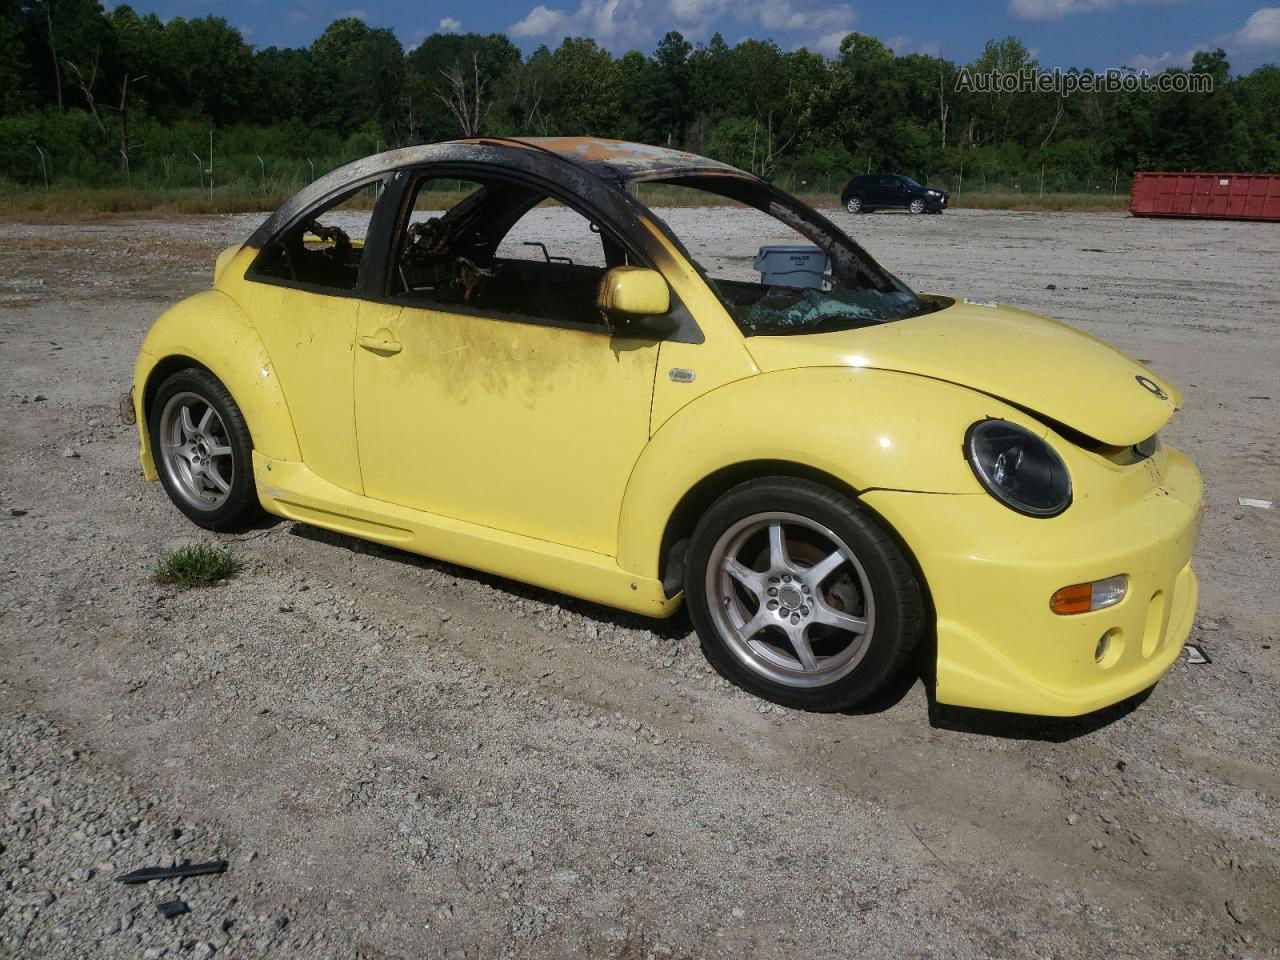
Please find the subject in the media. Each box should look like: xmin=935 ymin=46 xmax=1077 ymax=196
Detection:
xmin=391 ymin=176 xmax=636 ymax=329
xmin=250 ymin=184 xmax=372 ymax=291
xmin=637 ymin=174 xmax=931 ymax=334
xmin=249 ymin=168 xmax=937 ymax=336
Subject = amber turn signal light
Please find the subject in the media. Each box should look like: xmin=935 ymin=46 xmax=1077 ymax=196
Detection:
xmin=1050 ymin=575 xmax=1127 ymax=615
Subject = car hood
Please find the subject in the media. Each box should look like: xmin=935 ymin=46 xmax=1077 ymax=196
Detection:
xmin=744 ymin=299 xmax=1180 ymax=447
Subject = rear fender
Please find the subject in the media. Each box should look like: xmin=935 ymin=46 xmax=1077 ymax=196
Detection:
xmin=134 ymin=289 xmax=300 ymax=478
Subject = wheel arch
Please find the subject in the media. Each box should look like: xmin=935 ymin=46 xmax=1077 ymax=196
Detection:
xmin=654 ymin=459 xmax=863 ymax=596
xmin=653 ymin=459 xmax=934 ymax=620
xmin=133 ymin=290 xmax=301 ymax=478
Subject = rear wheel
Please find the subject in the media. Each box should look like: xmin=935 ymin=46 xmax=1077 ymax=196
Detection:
xmin=909 ymin=198 xmax=926 ymax=214
xmin=684 ymin=478 xmax=925 ymax=712
xmin=149 ymin=367 xmax=260 ymax=531
xmin=845 ymin=196 xmax=864 ymax=214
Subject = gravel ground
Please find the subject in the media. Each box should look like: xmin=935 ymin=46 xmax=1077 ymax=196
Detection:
xmin=1 ymin=206 xmax=1277 ymax=959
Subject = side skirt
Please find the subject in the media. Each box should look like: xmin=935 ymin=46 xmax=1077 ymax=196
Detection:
xmin=253 ymin=453 xmax=681 ymax=619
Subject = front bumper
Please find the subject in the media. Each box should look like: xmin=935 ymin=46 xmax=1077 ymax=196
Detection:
xmin=863 ymin=443 xmax=1203 ymax=716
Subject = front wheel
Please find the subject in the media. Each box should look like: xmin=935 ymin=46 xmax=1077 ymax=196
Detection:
xmin=909 ymin=198 xmax=926 ymax=214
xmin=684 ymin=478 xmax=925 ymax=712
xmin=149 ymin=367 xmax=260 ymax=531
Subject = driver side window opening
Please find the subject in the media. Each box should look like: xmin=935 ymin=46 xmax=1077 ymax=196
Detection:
xmin=392 ymin=173 xmax=632 ymax=330
xmin=251 ymin=182 xmax=380 ymax=293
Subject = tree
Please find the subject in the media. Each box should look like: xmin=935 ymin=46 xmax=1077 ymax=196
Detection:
xmin=649 ymin=31 xmax=692 ymax=145
xmin=542 ymin=37 xmax=620 ymax=136
xmin=407 ymin=32 xmax=520 ymax=140
xmin=310 ymin=17 xmax=406 ymax=133
xmin=437 ymin=52 xmax=488 ymax=136
xmin=164 ymin=16 xmax=254 ymax=124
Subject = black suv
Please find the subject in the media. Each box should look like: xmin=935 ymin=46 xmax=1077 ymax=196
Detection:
xmin=841 ymin=174 xmax=948 ymax=214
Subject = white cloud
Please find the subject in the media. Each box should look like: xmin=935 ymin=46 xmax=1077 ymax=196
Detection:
xmin=1236 ymin=6 xmax=1280 ymax=47
xmin=751 ymin=1 xmax=855 ymax=34
xmin=508 ymin=0 xmax=857 ymax=52
xmin=1010 ymin=0 xmax=1173 ymax=20
xmin=510 ymin=5 xmax=565 ymax=37
xmin=812 ymin=31 xmax=847 ymax=55
xmin=439 ymin=16 xmax=462 ymax=32
xmin=1126 ymin=48 xmax=1197 ymax=70
xmin=734 ymin=1 xmax=855 ymax=53
xmin=1127 ymin=7 xmax=1279 ymax=74
xmin=668 ymin=0 xmax=730 ymax=34
xmin=510 ymin=0 xmax=681 ymax=44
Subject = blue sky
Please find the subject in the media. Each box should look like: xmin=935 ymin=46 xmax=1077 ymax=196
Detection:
xmin=137 ymin=0 xmax=1280 ymax=72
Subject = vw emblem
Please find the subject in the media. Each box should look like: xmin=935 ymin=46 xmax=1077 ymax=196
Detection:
xmin=1135 ymin=375 xmax=1168 ymax=400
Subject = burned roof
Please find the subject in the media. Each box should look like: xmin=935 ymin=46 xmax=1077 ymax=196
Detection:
xmin=245 ymin=137 xmax=749 ymax=249
xmin=471 ymin=137 xmax=743 ymax=182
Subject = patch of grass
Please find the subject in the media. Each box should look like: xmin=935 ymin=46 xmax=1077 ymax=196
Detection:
xmin=0 ymin=184 xmax=381 ymax=222
xmin=155 ymin=543 xmax=238 ymax=589
xmin=949 ymin=191 xmax=1129 ymax=212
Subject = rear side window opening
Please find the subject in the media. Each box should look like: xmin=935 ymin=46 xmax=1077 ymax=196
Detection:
xmin=250 ymin=182 xmax=381 ymax=293
xmin=632 ymin=175 xmax=941 ymax=336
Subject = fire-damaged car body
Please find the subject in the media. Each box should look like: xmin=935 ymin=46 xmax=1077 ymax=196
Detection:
xmin=131 ymin=138 xmax=1202 ymax=717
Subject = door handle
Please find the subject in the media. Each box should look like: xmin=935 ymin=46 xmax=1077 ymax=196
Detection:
xmin=359 ymin=334 xmax=402 ymax=355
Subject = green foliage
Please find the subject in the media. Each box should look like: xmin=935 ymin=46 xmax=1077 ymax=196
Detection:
xmin=155 ymin=544 xmax=238 ymax=589
xmin=1 ymin=4 xmax=1277 ymax=200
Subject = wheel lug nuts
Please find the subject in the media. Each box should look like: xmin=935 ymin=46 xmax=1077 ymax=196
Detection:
xmin=767 ymin=588 xmax=777 ymax=597
xmin=766 ymin=600 xmax=779 ymax=610
xmin=782 ymin=574 xmax=791 ymax=582
xmin=800 ymin=606 xmax=809 ymax=615
xmin=790 ymin=614 xmax=800 ymax=624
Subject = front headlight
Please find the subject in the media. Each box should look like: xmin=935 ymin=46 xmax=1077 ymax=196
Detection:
xmin=965 ymin=419 xmax=1072 ymax=517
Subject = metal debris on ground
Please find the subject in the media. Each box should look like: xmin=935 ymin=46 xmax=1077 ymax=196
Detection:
xmin=157 ymin=899 xmax=190 ymax=919
xmin=1183 ymin=644 xmax=1212 ymax=664
xmin=115 ymin=860 xmax=228 ymax=885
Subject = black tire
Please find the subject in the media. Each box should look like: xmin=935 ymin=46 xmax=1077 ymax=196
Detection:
xmin=908 ymin=198 xmax=926 ymax=214
xmin=684 ymin=477 xmax=925 ymax=712
xmin=845 ymin=196 xmax=864 ymax=214
xmin=148 ymin=367 xmax=260 ymax=531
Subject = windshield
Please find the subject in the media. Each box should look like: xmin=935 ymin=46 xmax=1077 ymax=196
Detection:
xmin=631 ymin=175 xmax=938 ymax=336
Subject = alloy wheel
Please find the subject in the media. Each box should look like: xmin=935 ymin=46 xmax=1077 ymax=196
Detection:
xmin=705 ymin=511 xmax=875 ymax=688
xmin=157 ymin=391 xmax=235 ymax=511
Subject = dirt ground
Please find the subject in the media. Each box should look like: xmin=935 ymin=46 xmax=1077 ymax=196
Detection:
xmin=1 ymin=206 xmax=1277 ymax=960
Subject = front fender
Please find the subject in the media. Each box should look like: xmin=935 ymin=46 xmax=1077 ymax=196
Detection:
xmin=616 ymin=366 xmax=1042 ymax=578
xmin=133 ymin=289 xmax=300 ymax=478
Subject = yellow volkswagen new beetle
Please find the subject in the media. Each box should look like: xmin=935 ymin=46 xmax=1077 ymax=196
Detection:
xmin=132 ymin=138 xmax=1202 ymax=716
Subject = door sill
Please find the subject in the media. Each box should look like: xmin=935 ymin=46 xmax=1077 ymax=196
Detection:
xmin=254 ymin=453 xmax=679 ymax=618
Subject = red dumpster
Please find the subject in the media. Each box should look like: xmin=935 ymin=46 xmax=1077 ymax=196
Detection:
xmin=1130 ymin=171 xmax=1280 ymax=222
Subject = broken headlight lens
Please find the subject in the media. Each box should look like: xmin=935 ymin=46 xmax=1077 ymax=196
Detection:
xmin=966 ymin=419 xmax=1072 ymax=518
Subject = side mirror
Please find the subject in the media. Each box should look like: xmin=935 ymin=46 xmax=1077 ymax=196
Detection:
xmin=597 ymin=266 xmax=671 ymax=320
